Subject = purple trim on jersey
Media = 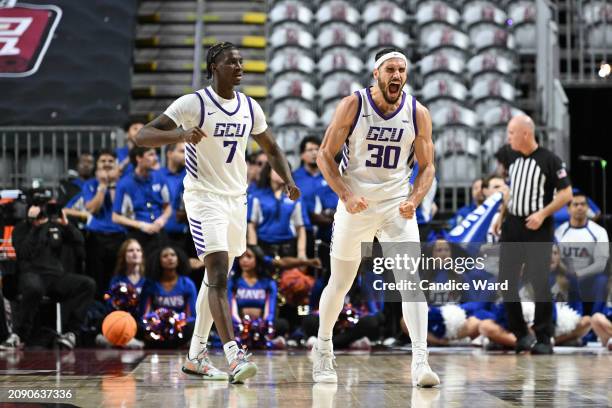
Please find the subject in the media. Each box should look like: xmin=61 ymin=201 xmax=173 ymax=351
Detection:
xmin=366 ymin=87 xmax=406 ymax=120
xmin=194 ymin=91 xmax=205 ymax=128
xmin=411 ymin=95 xmax=418 ymax=135
xmin=348 ymin=90 xmax=362 ymax=136
xmin=245 ymin=94 xmax=255 ymax=135
xmin=188 ymin=217 xmax=205 ymax=255
xmin=185 ymin=143 xmax=198 ymax=179
xmin=204 ymin=87 xmax=241 ymax=116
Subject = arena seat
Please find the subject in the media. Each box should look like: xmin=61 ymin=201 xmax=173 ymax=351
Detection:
xmin=362 ymin=1 xmax=408 ymax=27
xmin=471 ymin=77 xmax=515 ymax=102
xmin=269 ymin=1 xmax=313 ymax=26
xmin=481 ymin=104 xmax=525 ymax=127
xmin=269 ymin=49 xmax=316 ymax=75
xmin=317 ymin=23 xmax=362 ymax=50
xmin=318 ymin=49 xmax=364 ymax=75
xmin=507 ymin=1 xmax=536 ymax=51
xmin=420 ymin=51 xmax=466 ymax=78
xmin=430 ymin=104 xmax=478 ymax=128
xmin=422 ymin=78 xmax=469 ymax=102
xmin=435 ymin=127 xmax=481 ymax=185
xmin=270 ymin=101 xmax=318 ymax=128
xmin=364 ymin=24 xmax=411 ymax=51
xmin=316 ymin=1 xmax=360 ymax=26
xmin=269 ymin=78 xmax=317 ymax=103
xmin=419 ymin=24 xmax=470 ymax=52
xmin=416 ymin=1 xmax=461 ymax=26
xmin=269 ymin=23 xmax=315 ymax=49
xmin=470 ymin=24 xmax=515 ymax=51
xmin=319 ymin=73 xmax=362 ymax=102
xmin=467 ymin=53 xmax=515 ymax=78
xmin=462 ymin=1 xmax=507 ymax=27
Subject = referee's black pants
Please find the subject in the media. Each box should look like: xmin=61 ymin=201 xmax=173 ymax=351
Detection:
xmin=499 ymin=214 xmax=554 ymax=343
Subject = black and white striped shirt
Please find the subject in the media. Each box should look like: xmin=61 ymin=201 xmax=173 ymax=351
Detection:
xmin=506 ymin=147 xmax=571 ymax=217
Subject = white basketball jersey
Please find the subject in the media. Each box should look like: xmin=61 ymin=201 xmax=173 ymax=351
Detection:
xmin=340 ymin=87 xmax=418 ymax=201
xmin=165 ymin=86 xmax=258 ymax=197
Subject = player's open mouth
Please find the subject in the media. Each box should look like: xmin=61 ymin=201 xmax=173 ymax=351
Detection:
xmin=388 ymin=83 xmax=400 ymax=95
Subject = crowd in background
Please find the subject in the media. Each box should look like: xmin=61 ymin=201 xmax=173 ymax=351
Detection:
xmin=0 ymin=121 xmax=610 ymax=352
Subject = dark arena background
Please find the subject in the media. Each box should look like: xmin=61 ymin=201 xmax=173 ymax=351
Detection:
xmin=0 ymin=0 xmax=611 ymax=407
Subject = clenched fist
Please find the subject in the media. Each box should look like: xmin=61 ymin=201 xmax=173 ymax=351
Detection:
xmin=180 ymin=127 xmax=207 ymax=144
xmin=285 ymin=184 xmax=301 ymax=200
xmin=399 ymin=200 xmax=416 ymax=219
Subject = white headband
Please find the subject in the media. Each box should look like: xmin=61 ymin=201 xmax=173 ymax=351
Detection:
xmin=374 ymin=52 xmax=408 ymax=70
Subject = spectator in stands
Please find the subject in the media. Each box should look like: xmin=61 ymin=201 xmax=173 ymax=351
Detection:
xmin=112 ymin=146 xmax=171 ymax=255
xmin=553 ymin=188 xmax=601 ymax=228
xmin=447 ymin=178 xmax=484 ymax=229
xmin=140 ymin=245 xmax=197 ymax=348
xmin=247 ymin=151 xmax=268 ymax=194
xmin=83 ymin=149 xmax=126 ymax=298
xmin=117 ymin=121 xmax=160 ymax=178
xmin=95 ymin=238 xmax=146 ymax=349
xmin=117 ymin=121 xmax=143 ymax=176
xmin=312 ymin=180 xmax=338 ymax=269
xmin=292 ymin=136 xmax=322 ymax=258
xmin=157 ymin=143 xmax=188 ymax=250
xmin=60 ymin=153 xmax=95 ymax=227
xmin=554 ymin=192 xmax=610 ymax=315
xmin=228 ymin=245 xmax=289 ymax=348
xmin=1 ymin=206 xmax=95 ymax=350
xmin=248 ymin=163 xmax=307 ymax=258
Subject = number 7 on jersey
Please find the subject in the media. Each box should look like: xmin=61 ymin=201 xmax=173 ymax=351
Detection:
xmin=223 ymin=140 xmax=237 ymax=163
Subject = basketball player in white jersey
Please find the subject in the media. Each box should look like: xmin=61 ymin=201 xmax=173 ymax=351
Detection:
xmin=135 ymin=42 xmax=300 ymax=383
xmin=313 ymin=48 xmax=440 ymax=387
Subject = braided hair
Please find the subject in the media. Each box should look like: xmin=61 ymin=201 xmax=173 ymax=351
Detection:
xmin=206 ymin=42 xmax=237 ymax=79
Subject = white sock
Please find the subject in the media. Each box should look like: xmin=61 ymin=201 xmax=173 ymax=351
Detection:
xmin=189 ymin=259 xmax=234 ymax=358
xmin=188 ymin=334 xmax=207 ymax=360
xmin=402 ymin=302 xmax=429 ymax=361
xmin=317 ymin=256 xmax=361 ymax=351
xmin=224 ymin=341 xmax=239 ymax=364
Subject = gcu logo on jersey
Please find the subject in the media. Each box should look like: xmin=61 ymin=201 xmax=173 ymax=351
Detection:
xmin=213 ymin=123 xmax=246 ymax=137
xmin=365 ymin=127 xmax=404 ymax=142
xmin=0 ymin=4 xmax=62 ymax=77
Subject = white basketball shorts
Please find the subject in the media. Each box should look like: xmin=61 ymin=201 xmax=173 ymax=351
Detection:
xmin=183 ymin=190 xmax=247 ymax=260
xmin=330 ymin=195 xmax=420 ymax=261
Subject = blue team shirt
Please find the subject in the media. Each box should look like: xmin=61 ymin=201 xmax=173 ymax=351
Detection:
xmin=156 ymin=167 xmax=187 ymax=234
xmin=81 ymin=179 xmax=126 ymax=233
xmin=113 ymin=171 xmax=170 ymax=223
xmin=314 ymin=181 xmax=339 ymax=242
xmin=141 ymin=276 xmax=197 ymax=322
xmin=248 ymin=188 xmax=309 ymax=243
xmin=228 ymin=276 xmax=278 ymax=322
xmin=293 ymin=166 xmax=322 ymax=231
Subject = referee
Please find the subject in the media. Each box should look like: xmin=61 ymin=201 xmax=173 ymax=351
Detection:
xmin=493 ymin=114 xmax=573 ymax=354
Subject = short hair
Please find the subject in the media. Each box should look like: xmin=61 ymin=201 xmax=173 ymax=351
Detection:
xmin=482 ymin=174 xmax=504 ymax=189
xmin=166 ymin=143 xmax=178 ymax=153
xmin=206 ymin=42 xmax=238 ymax=79
xmin=123 ymin=119 xmax=144 ymax=132
xmin=129 ymin=146 xmax=154 ymax=166
xmin=569 ymin=191 xmax=587 ymax=206
xmin=96 ymin=148 xmax=116 ymax=160
xmin=299 ymin=136 xmax=321 ymax=154
xmin=374 ymin=47 xmax=406 ymax=62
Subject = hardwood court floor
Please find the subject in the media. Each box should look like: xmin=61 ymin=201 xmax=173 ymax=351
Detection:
xmin=0 ymin=347 xmax=610 ymax=407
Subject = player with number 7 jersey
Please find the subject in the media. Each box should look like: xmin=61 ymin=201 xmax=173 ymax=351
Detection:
xmin=134 ymin=42 xmax=300 ymax=384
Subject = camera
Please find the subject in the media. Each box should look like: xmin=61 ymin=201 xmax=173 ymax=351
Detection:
xmin=28 ymin=188 xmax=63 ymax=221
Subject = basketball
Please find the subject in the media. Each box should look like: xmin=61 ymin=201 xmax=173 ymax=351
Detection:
xmin=102 ymin=311 xmax=137 ymax=347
